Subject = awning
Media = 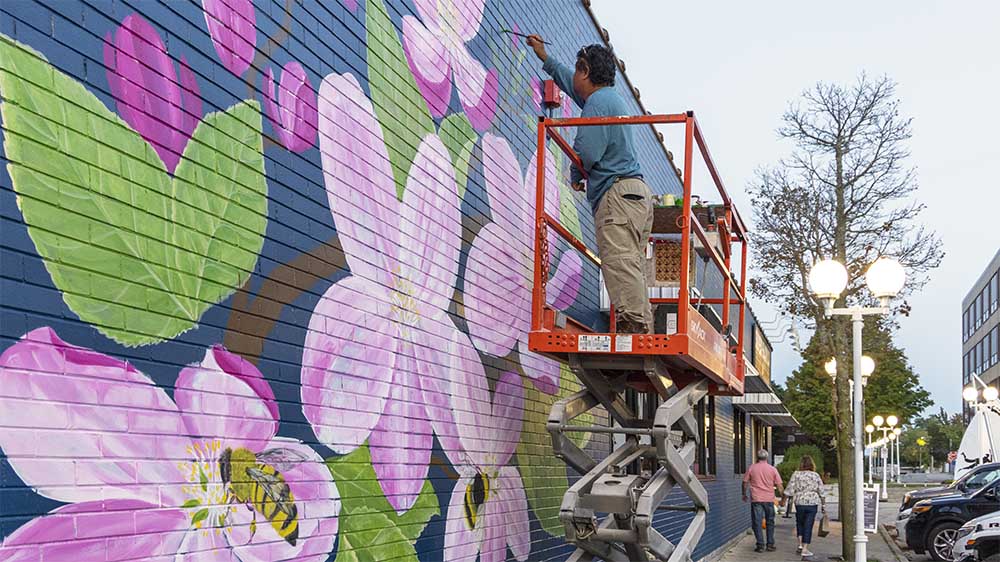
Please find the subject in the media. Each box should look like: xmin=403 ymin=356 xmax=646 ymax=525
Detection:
xmin=733 ymin=364 xmax=799 ymax=428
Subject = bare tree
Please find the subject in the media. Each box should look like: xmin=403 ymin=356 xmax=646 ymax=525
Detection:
xmin=749 ymin=74 xmax=943 ymax=559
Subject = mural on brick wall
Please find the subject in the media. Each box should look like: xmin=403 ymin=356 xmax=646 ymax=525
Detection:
xmin=0 ymin=0 xmax=609 ymax=560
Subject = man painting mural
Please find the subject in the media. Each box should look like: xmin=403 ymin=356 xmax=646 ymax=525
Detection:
xmin=527 ymin=35 xmax=653 ymax=334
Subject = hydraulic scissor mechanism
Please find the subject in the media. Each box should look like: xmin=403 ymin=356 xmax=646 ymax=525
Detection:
xmin=548 ymin=354 xmax=709 ymax=562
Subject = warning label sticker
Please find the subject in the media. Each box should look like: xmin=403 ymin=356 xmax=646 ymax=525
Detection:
xmin=615 ymin=335 xmax=633 ymax=353
xmin=578 ymin=335 xmax=611 ymax=352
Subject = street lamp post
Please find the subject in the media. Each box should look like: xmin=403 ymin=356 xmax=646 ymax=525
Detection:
xmin=893 ymin=428 xmax=903 ymax=483
xmin=866 ymin=424 xmax=875 ymax=486
xmin=872 ymin=414 xmax=899 ymax=500
xmin=809 ymin=256 xmax=906 ymax=562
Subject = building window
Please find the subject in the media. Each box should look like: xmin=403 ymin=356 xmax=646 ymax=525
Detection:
xmin=978 ymin=338 xmax=986 ymax=373
xmin=734 ymin=410 xmax=748 ymax=474
xmin=980 ymin=292 xmax=987 ymax=326
xmin=991 ymin=273 xmax=999 ymax=313
xmin=696 ymin=397 xmax=716 ymax=476
xmin=992 ymin=326 xmax=999 ymax=367
xmin=986 ymin=335 xmax=993 ymax=371
xmin=964 ymin=309 xmax=970 ymax=342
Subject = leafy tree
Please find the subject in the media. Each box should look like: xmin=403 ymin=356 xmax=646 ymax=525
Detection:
xmin=749 ymin=74 xmax=943 ymax=560
xmin=899 ymin=409 xmax=965 ymax=468
xmin=783 ymin=317 xmax=932 ymax=474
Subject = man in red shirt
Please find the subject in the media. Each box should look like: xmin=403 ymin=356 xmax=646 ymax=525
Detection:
xmin=743 ymin=449 xmax=784 ymax=552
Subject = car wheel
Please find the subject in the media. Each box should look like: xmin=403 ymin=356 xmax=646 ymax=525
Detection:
xmin=926 ymin=522 xmax=961 ymax=562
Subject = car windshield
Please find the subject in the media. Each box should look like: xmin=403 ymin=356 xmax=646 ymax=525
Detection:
xmin=964 ymin=468 xmax=1000 ymax=490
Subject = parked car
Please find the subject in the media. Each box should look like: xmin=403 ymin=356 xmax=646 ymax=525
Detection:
xmin=903 ymin=482 xmax=1000 ymax=561
xmin=897 ymin=463 xmax=1000 ymax=550
xmin=953 ymin=511 xmax=1000 ymax=562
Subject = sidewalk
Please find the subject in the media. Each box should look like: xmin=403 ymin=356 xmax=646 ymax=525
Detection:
xmin=717 ymin=516 xmax=902 ymax=562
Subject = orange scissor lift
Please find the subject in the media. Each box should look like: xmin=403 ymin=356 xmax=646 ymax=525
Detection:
xmin=529 ymin=112 xmax=748 ymax=562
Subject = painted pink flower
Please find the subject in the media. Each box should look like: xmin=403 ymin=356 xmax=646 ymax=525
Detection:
xmin=530 ymin=76 xmax=543 ymax=112
xmin=0 ymin=329 xmax=339 ymax=561
xmin=441 ymin=353 xmax=529 ymax=562
xmin=401 ymin=0 xmax=498 ymax=131
xmin=463 ymin=134 xmax=582 ymax=394
xmin=264 ymin=61 xmax=318 ymax=152
xmin=103 ymin=14 xmax=202 ymax=173
xmin=304 ymin=71 xmax=470 ymax=514
xmin=201 ymin=0 xmax=256 ymax=76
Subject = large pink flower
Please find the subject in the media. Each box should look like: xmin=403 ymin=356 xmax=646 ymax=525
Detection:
xmin=201 ymin=0 xmax=256 ymax=76
xmin=463 ymin=134 xmax=583 ymax=394
xmin=0 ymin=329 xmax=339 ymax=562
xmin=441 ymin=347 xmax=529 ymax=562
xmin=304 ymin=71 xmax=470 ymax=514
xmin=401 ymin=0 xmax=498 ymax=130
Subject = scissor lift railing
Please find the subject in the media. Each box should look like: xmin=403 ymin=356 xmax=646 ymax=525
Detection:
xmin=528 ymin=112 xmax=749 ymax=562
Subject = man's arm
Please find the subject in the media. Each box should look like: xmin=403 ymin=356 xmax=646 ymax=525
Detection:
xmin=774 ymin=470 xmax=784 ymax=497
xmin=742 ymin=471 xmax=750 ymax=502
xmin=526 ymin=35 xmax=588 ymax=108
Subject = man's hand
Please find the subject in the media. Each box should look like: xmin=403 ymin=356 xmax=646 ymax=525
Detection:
xmin=742 ymin=495 xmax=748 ymax=503
xmin=526 ymin=35 xmax=548 ymax=62
xmin=572 ymin=181 xmax=585 ymax=192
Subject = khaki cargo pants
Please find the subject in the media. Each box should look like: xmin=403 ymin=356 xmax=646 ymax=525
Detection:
xmin=595 ymin=178 xmax=654 ymax=332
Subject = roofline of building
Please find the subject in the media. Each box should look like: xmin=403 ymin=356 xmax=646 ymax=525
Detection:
xmin=963 ymin=248 xmax=1000 ymax=306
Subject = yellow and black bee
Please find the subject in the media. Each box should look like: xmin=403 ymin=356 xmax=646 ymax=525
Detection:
xmin=219 ymin=447 xmax=306 ymax=546
xmin=463 ymin=471 xmax=491 ymax=528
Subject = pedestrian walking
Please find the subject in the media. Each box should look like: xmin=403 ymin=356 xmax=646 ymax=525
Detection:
xmin=781 ymin=455 xmax=826 ymax=559
xmin=742 ymin=449 xmax=784 ymax=552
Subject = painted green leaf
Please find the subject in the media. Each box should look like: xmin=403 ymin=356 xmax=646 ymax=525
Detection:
xmin=335 ymin=508 xmax=419 ymax=562
xmin=438 ymin=113 xmax=477 ymax=198
xmin=327 ymin=444 xmax=439 ymax=551
xmin=181 ymin=499 xmax=201 ymax=509
xmin=516 ymin=364 xmax=594 ymax=536
xmin=366 ymin=0 xmax=435 ymax=198
xmin=550 ymin=142 xmax=584 ymax=241
xmin=0 ymin=35 xmax=267 ymax=346
xmin=191 ymin=508 xmax=210 ymax=526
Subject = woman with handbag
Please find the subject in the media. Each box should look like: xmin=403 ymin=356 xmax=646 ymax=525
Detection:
xmin=781 ymin=455 xmax=826 ymax=559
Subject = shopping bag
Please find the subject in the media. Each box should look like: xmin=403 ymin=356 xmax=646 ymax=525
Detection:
xmin=817 ymin=510 xmax=830 ymax=537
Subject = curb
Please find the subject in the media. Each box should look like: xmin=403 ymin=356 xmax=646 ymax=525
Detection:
xmin=878 ymin=523 xmax=908 ymax=562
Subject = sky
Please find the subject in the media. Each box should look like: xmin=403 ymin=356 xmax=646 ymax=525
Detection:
xmin=590 ymin=0 xmax=1000 ymax=415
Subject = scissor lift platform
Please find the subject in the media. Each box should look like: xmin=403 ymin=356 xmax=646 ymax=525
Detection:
xmin=527 ymin=111 xmax=749 ymax=562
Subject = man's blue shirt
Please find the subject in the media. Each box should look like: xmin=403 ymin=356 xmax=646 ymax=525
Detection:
xmin=543 ymin=57 xmax=643 ymax=213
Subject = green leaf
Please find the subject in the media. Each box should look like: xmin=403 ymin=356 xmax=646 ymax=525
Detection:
xmin=327 ymin=443 xmax=439 ymax=547
xmin=191 ymin=508 xmax=210 ymax=526
xmin=199 ymin=467 xmax=208 ymax=491
xmin=516 ymin=364 xmax=593 ymax=535
xmin=438 ymin=113 xmax=478 ymax=198
xmin=335 ymin=508 xmax=419 ymax=562
xmin=181 ymin=499 xmax=201 ymax=509
xmin=550 ymin=143 xmax=584 ymax=241
xmin=366 ymin=0 xmax=435 ymax=198
xmin=0 ymin=35 xmax=267 ymax=346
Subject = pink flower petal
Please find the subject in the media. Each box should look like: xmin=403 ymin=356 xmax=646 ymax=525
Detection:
xmin=548 ymin=248 xmax=583 ymax=310
xmin=174 ymin=347 xmax=278 ymax=449
xmin=175 ymin=525 xmax=235 ymax=561
xmin=497 ymin=466 xmax=531 ymax=561
xmin=451 ymin=45 xmax=495 ymax=130
xmin=481 ymin=134 xmax=527 ymax=235
xmin=0 ymin=328 xmax=186 ymax=505
xmin=490 ymin=371 xmax=524 ymax=467
xmin=265 ymin=61 xmax=318 ymax=152
xmin=447 ymin=329 xmax=497 ymax=469
xmin=518 ymin=337 xmax=560 ymax=395
xmin=201 ymin=0 xmax=256 ymax=76
xmin=530 ymin=76 xmax=542 ymax=112
xmin=398 ymin=134 xmax=462 ymax=313
xmin=177 ymin=55 xmax=203 ymax=144
xmin=370 ymin=358 xmax=433 ymax=514
xmin=444 ymin=476 xmax=482 ymax=562
xmin=342 ymin=0 xmax=357 ymax=12
xmin=0 ymin=501 xmax=188 ymax=561
xmin=411 ymin=0 xmax=442 ymax=32
xmin=226 ymin=439 xmax=339 ymax=562
xmin=463 ymin=222 xmax=523 ymax=357
xmin=318 ymin=72 xmax=401 ymax=288
xmin=413 ymin=315 xmax=463 ymax=461
xmin=448 ymin=0 xmax=487 ymax=42
xmin=301 ymin=276 xmax=397 ymax=454
xmin=402 ymin=16 xmax=453 ymax=118
xmin=479 ymin=494 xmax=507 ymax=562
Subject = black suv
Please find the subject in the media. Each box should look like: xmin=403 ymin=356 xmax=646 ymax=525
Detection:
xmin=906 ymin=481 xmax=1000 ymax=561
xmin=901 ymin=463 xmax=1000 ymax=512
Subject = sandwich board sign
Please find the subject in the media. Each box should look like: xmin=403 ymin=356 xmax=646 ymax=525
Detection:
xmin=863 ymin=485 xmax=880 ymax=533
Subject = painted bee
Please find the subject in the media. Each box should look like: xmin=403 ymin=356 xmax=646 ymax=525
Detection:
xmin=218 ymin=447 xmax=307 ymax=546
xmin=463 ymin=471 xmax=491 ymax=528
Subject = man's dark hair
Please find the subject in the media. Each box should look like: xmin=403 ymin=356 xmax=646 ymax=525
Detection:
xmin=575 ymin=44 xmax=616 ymax=87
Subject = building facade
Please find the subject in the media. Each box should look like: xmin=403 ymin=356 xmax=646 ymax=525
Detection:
xmin=0 ymin=0 xmax=791 ymax=560
xmin=962 ymin=249 xmax=1000 ymax=421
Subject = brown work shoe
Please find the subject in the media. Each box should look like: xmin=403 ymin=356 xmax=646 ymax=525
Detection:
xmin=615 ymin=320 xmax=648 ymax=334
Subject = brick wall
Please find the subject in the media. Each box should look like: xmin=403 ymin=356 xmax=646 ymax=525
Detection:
xmin=0 ymin=0 xmax=751 ymax=560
